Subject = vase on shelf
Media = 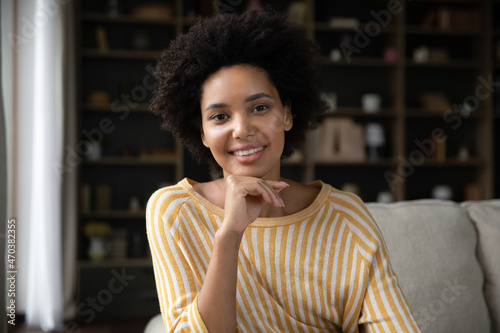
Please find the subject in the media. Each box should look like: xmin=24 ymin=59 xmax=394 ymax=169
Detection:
xmin=88 ymin=236 xmax=108 ymax=261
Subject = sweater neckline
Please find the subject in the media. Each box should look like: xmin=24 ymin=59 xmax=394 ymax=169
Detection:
xmin=179 ymin=178 xmax=331 ymax=227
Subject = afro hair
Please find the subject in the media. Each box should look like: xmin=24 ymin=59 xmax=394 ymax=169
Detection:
xmin=150 ymin=9 xmax=328 ymax=169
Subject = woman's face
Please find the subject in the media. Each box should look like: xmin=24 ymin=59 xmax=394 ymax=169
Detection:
xmin=200 ymin=65 xmax=292 ymax=180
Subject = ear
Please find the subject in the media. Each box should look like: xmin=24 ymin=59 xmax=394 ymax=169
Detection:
xmin=283 ymin=101 xmax=293 ymax=131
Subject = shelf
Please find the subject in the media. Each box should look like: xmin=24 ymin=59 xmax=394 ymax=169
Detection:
xmin=406 ymin=26 xmax=482 ymax=36
xmin=314 ymin=159 xmax=396 ymax=167
xmin=314 ymin=22 xmax=397 ymax=34
xmin=406 ymin=60 xmax=480 ymax=69
xmin=83 ymin=156 xmax=178 ymax=166
xmin=82 ymin=103 xmax=150 ymax=113
xmin=412 ymin=158 xmax=484 ymax=167
xmin=82 ymin=49 xmax=161 ymax=60
xmin=409 ymin=0 xmax=484 ymax=3
xmin=319 ymin=56 xmax=397 ymax=67
xmin=318 ymin=107 xmax=397 ymax=118
xmin=406 ymin=108 xmax=486 ymax=118
xmin=82 ymin=210 xmax=146 ymax=219
xmin=78 ymin=257 xmax=152 ymax=268
xmin=81 ymin=13 xmax=177 ymax=26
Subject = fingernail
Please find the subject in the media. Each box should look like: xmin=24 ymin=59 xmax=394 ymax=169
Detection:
xmin=279 ymin=198 xmax=285 ymax=207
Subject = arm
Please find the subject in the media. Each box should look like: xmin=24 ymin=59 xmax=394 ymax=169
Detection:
xmin=146 ymin=189 xmax=208 ymax=332
xmin=197 ymin=175 xmax=288 ymax=332
xmin=329 ymin=189 xmax=420 ymax=333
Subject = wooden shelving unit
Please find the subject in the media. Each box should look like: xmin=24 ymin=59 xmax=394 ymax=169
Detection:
xmin=74 ymin=0 xmax=498 ymax=320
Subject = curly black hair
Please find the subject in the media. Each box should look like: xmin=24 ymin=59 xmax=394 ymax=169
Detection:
xmin=150 ymin=9 xmax=328 ymax=169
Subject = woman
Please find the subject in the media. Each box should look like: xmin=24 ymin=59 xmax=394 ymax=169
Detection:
xmin=147 ymin=10 xmax=421 ymax=333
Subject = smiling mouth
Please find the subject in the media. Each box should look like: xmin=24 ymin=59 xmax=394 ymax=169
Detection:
xmin=231 ymin=146 xmax=265 ymax=156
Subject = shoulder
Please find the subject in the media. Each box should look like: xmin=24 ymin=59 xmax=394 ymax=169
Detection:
xmin=325 ymin=185 xmax=384 ymax=251
xmin=146 ymin=179 xmax=192 ymax=224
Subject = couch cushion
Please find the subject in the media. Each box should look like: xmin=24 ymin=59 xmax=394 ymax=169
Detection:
xmin=461 ymin=200 xmax=500 ymax=333
xmin=366 ymin=200 xmax=491 ymax=333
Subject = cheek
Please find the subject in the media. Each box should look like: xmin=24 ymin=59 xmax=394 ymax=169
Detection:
xmin=255 ymin=116 xmax=286 ymax=146
xmin=202 ymin=125 xmax=227 ymax=149
xmin=260 ymin=115 xmax=287 ymax=135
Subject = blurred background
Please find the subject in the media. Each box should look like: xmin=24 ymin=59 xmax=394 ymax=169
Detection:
xmin=2 ymin=0 xmax=499 ymax=332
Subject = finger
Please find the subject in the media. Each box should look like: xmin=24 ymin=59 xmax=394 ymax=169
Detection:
xmin=247 ymin=180 xmax=282 ymax=207
xmin=257 ymin=180 xmax=281 ymax=206
xmin=260 ymin=180 xmax=285 ymax=207
xmin=266 ymin=180 xmax=289 ymax=192
xmin=245 ymin=181 xmax=275 ymax=205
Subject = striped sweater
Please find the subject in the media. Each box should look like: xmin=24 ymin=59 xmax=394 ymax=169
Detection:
xmin=146 ymin=178 xmax=421 ymax=333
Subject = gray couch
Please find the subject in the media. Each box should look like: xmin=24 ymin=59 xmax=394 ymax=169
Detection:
xmin=145 ymin=199 xmax=500 ymax=333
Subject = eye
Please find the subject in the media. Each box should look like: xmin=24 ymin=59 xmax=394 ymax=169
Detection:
xmin=209 ymin=113 xmax=228 ymax=122
xmin=253 ymin=105 xmax=268 ymax=113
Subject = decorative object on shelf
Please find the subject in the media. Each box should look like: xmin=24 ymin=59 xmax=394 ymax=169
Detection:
xmin=365 ymin=123 xmax=385 ymax=160
xmin=316 ymin=118 xmax=365 ymax=162
xmin=95 ymin=184 xmax=112 ymax=211
xmin=84 ymin=221 xmax=112 ymax=261
xmin=457 ymin=146 xmax=469 ymax=161
xmin=288 ymin=2 xmax=307 ymax=26
xmin=286 ymin=149 xmax=303 ymax=163
xmin=320 ymin=92 xmax=337 ymax=113
xmin=131 ymin=30 xmax=151 ymax=50
xmin=361 ymin=93 xmax=381 ymax=114
xmin=419 ymin=92 xmax=451 ymax=113
xmin=86 ymin=141 xmax=102 ymax=161
xmin=383 ymin=47 xmax=398 ymax=62
xmin=129 ymin=196 xmax=141 ymax=211
xmin=95 ymin=26 xmax=109 ymax=51
xmin=131 ymin=4 xmax=174 ymax=20
xmin=183 ymin=0 xmax=198 ymax=22
xmin=413 ymin=46 xmax=429 ymax=64
xmin=463 ymin=183 xmax=483 ymax=201
xmin=81 ymin=183 xmax=91 ymax=213
xmin=107 ymin=0 xmax=120 ymax=16
xmin=246 ymin=0 xmax=263 ymax=11
xmin=431 ymin=134 xmax=446 ymax=162
xmin=87 ymin=90 xmax=111 ymax=106
xmin=108 ymin=228 xmax=128 ymax=259
xmin=341 ymin=183 xmax=360 ymax=196
xmin=421 ymin=7 xmax=479 ymax=30
xmin=329 ymin=17 xmax=359 ymax=29
xmin=428 ymin=48 xmax=449 ymax=63
xmin=432 ymin=185 xmax=453 ymax=200
xmin=376 ymin=191 xmax=393 ymax=203
xmin=329 ymin=49 xmax=342 ymax=62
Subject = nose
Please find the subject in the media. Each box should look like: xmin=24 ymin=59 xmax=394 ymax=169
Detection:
xmin=232 ymin=114 xmax=254 ymax=139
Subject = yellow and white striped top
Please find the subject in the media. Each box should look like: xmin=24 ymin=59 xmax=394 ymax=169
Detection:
xmin=146 ymin=178 xmax=421 ymax=333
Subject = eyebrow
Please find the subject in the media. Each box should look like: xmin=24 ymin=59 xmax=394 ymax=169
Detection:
xmin=204 ymin=93 xmax=273 ymax=112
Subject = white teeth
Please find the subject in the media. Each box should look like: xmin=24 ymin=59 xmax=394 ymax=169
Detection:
xmin=233 ymin=146 xmax=264 ymax=156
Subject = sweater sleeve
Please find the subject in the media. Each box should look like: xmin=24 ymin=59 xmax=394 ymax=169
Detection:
xmin=146 ymin=187 xmax=209 ymax=333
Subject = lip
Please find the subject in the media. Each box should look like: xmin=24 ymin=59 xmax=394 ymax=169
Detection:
xmin=229 ymin=144 xmax=267 ymax=163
